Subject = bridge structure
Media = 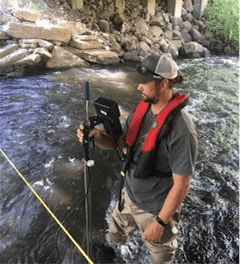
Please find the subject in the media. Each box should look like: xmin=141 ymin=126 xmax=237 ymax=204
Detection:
xmin=70 ymin=0 xmax=208 ymax=19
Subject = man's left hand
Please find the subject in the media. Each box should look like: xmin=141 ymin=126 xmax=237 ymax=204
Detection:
xmin=143 ymin=220 xmax=164 ymax=242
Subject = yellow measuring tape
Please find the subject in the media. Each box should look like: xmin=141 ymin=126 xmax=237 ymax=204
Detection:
xmin=0 ymin=147 xmax=94 ymax=264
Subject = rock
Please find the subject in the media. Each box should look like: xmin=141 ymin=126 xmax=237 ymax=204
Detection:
xmin=149 ymin=14 xmax=165 ymax=27
xmin=135 ymin=18 xmax=149 ymax=32
xmin=179 ymin=41 xmax=203 ymax=58
xmin=149 ymin=45 xmax=162 ymax=55
xmin=167 ymin=43 xmax=178 ymax=57
xmin=70 ymin=35 xmax=104 ymax=50
xmin=140 ymin=36 xmax=152 ymax=46
xmin=181 ymin=29 xmax=192 ymax=42
xmin=98 ymin=19 xmax=110 ymax=33
xmin=182 ymin=13 xmax=193 ymax=22
xmin=171 ymin=40 xmax=183 ymax=50
xmin=123 ymin=39 xmax=137 ymax=51
xmin=150 ymin=26 xmax=163 ymax=37
xmin=182 ymin=21 xmax=192 ymax=32
xmin=13 ymin=8 xmax=41 ymax=22
xmin=163 ymin=13 xmax=170 ymax=23
xmin=0 ymin=48 xmax=30 ymax=68
xmin=0 ymin=12 xmax=20 ymax=24
xmin=160 ymin=42 xmax=169 ymax=53
xmin=62 ymin=46 xmax=85 ymax=57
xmin=34 ymin=48 xmax=52 ymax=62
xmin=183 ymin=0 xmax=194 ymax=13
xmin=172 ymin=30 xmax=181 ymax=39
xmin=77 ymin=49 xmax=119 ymax=64
xmin=164 ymin=30 xmax=173 ymax=40
xmin=181 ymin=8 xmax=188 ymax=16
xmin=138 ymin=41 xmax=150 ymax=53
xmin=110 ymin=37 xmax=121 ymax=52
xmin=37 ymin=39 xmax=54 ymax=51
xmin=122 ymin=50 xmax=139 ymax=61
xmin=46 ymin=46 xmax=89 ymax=69
xmin=201 ymin=47 xmax=211 ymax=57
xmin=57 ymin=21 xmax=87 ymax=35
xmin=224 ymin=46 xmax=236 ymax=56
xmin=3 ymin=22 xmax=71 ymax=43
xmin=190 ymin=29 xmax=203 ymax=42
xmin=0 ymin=44 xmax=19 ymax=58
xmin=19 ymin=39 xmax=38 ymax=49
xmin=14 ymin=53 xmax=41 ymax=66
xmin=0 ymin=32 xmax=9 ymax=40
xmin=112 ymin=11 xmax=124 ymax=31
xmin=171 ymin=16 xmax=183 ymax=27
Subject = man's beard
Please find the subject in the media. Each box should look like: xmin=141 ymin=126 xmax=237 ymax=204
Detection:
xmin=142 ymin=94 xmax=159 ymax=104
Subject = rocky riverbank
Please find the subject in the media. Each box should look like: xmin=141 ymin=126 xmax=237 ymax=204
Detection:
xmin=0 ymin=0 xmax=237 ymax=77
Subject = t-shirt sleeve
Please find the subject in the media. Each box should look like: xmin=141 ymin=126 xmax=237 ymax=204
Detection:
xmin=168 ymin=133 xmax=198 ymax=176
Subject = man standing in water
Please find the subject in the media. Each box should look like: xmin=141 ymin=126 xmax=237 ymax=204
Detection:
xmin=77 ymin=54 xmax=198 ymax=264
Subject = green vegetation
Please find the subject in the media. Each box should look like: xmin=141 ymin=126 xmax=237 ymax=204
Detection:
xmin=203 ymin=0 xmax=239 ymax=51
xmin=22 ymin=0 xmax=47 ymax=10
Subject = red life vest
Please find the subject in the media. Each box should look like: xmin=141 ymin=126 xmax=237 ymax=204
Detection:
xmin=126 ymin=92 xmax=188 ymax=152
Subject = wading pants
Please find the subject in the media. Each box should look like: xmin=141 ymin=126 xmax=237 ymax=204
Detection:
xmin=108 ymin=188 xmax=180 ymax=264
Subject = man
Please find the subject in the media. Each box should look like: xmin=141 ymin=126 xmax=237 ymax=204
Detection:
xmin=77 ymin=54 xmax=198 ymax=264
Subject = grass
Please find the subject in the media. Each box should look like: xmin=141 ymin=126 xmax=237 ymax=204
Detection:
xmin=22 ymin=0 xmax=48 ymax=11
xmin=203 ymin=0 xmax=239 ymax=51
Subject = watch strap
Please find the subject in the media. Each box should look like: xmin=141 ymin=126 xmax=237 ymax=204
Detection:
xmin=155 ymin=216 xmax=167 ymax=227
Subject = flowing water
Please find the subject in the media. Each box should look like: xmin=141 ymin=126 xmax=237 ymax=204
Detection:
xmin=0 ymin=56 xmax=239 ymax=264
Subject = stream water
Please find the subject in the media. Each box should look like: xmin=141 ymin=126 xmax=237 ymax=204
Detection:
xmin=0 ymin=56 xmax=239 ymax=264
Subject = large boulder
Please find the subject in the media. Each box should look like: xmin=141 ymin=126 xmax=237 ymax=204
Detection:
xmin=0 ymin=12 xmax=20 ymax=24
xmin=19 ymin=39 xmax=38 ymax=49
xmin=0 ymin=32 xmax=9 ymax=40
xmin=56 ymin=20 xmax=87 ymax=35
xmin=0 ymin=44 xmax=19 ymax=58
xmin=190 ymin=28 xmax=203 ymax=42
xmin=70 ymin=35 xmax=104 ymax=50
xmin=14 ymin=54 xmax=41 ymax=67
xmin=179 ymin=41 xmax=204 ymax=58
xmin=149 ymin=14 xmax=165 ymax=27
xmin=150 ymin=26 xmax=163 ymax=37
xmin=0 ymin=48 xmax=30 ymax=68
xmin=3 ymin=22 xmax=71 ymax=43
xmin=13 ymin=8 xmax=41 ymax=22
xmin=77 ymin=49 xmax=119 ymax=64
xmin=135 ymin=18 xmax=149 ymax=32
xmin=46 ymin=46 xmax=89 ymax=69
xmin=98 ymin=19 xmax=110 ymax=33
xmin=34 ymin=48 xmax=52 ymax=62
xmin=37 ymin=39 xmax=54 ymax=51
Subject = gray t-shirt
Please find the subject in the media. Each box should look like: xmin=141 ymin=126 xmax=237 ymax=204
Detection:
xmin=124 ymin=107 xmax=198 ymax=213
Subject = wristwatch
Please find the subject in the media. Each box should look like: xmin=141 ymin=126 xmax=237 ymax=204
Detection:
xmin=155 ymin=216 xmax=167 ymax=227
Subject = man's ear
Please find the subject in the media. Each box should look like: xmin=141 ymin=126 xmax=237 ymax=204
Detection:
xmin=160 ymin=79 xmax=169 ymax=90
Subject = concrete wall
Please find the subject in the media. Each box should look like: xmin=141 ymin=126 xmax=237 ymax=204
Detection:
xmin=167 ymin=0 xmax=183 ymax=17
xmin=115 ymin=0 xmax=125 ymax=13
xmin=70 ymin=0 xmax=83 ymax=9
xmin=69 ymin=0 xmax=208 ymax=18
xmin=193 ymin=0 xmax=208 ymax=18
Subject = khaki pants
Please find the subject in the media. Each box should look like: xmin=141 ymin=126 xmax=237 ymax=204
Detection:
xmin=108 ymin=189 xmax=180 ymax=264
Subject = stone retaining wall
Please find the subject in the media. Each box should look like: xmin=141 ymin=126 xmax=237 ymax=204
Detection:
xmin=0 ymin=0 xmax=236 ymax=77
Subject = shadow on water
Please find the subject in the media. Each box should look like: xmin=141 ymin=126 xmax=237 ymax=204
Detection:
xmin=0 ymin=57 xmax=239 ymax=264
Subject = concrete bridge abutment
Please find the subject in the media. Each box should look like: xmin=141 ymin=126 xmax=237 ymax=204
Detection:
xmin=70 ymin=0 xmax=208 ymax=19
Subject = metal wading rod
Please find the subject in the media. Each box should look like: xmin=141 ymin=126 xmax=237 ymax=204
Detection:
xmin=0 ymin=147 xmax=94 ymax=264
xmin=82 ymin=82 xmax=94 ymax=257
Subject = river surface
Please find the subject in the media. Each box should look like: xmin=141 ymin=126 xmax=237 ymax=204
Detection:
xmin=0 ymin=56 xmax=239 ymax=264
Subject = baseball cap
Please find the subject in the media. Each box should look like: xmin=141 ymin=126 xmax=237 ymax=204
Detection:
xmin=136 ymin=54 xmax=179 ymax=80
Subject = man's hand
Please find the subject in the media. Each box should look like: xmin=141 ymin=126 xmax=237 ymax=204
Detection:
xmin=143 ymin=220 xmax=164 ymax=242
xmin=77 ymin=124 xmax=100 ymax=143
